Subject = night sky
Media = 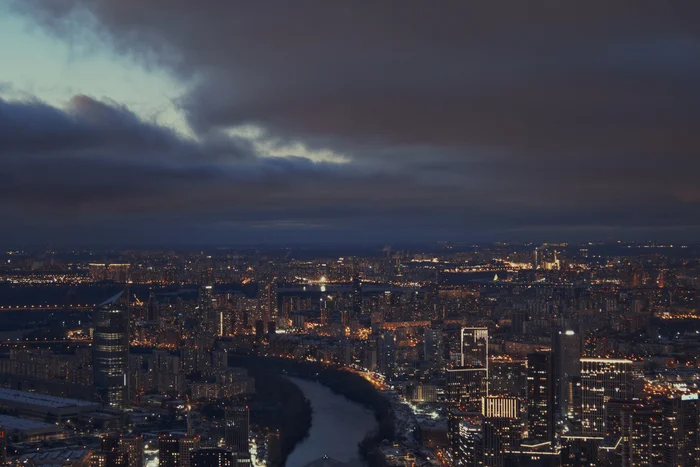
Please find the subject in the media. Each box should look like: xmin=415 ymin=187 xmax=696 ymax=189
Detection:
xmin=2 ymin=2 xmax=700 ymax=245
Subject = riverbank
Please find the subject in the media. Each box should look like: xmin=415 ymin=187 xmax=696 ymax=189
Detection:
xmin=226 ymin=360 xmax=313 ymax=466
xmin=286 ymin=378 xmax=376 ymax=467
xmin=229 ymin=355 xmax=397 ymax=466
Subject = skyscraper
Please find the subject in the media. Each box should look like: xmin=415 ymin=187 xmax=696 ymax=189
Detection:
xmin=264 ymin=281 xmax=278 ymax=325
xmin=447 ymin=367 xmax=488 ymax=413
xmin=580 ymin=358 xmax=632 ymax=436
xmin=447 ymin=327 xmax=489 ymax=413
xmin=623 ymin=402 xmax=663 ymax=467
xmin=554 ymin=329 xmax=581 ymax=419
xmin=93 ymin=289 xmax=130 ymax=408
xmin=662 ymin=394 xmax=699 ymax=467
xmin=527 ymin=350 xmax=555 ymax=444
xmin=225 ymin=406 xmax=250 ymax=454
xmin=423 ymin=326 xmax=443 ymax=367
xmin=378 ymin=331 xmax=396 ymax=378
xmin=461 ymin=327 xmax=488 ymax=367
xmin=352 ymin=272 xmax=363 ymax=317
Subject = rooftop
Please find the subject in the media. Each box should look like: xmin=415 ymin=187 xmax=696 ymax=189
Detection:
xmin=0 ymin=388 xmax=99 ymax=409
xmin=0 ymin=414 xmax=62 ymax=432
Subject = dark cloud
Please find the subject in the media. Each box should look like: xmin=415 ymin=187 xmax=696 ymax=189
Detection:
xmin=5 ymin=2 xmax=700 ymax=244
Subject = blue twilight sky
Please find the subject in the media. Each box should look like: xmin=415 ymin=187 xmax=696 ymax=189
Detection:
xmin=0 ymin=8 xmax=189 ymax=133
xmin=1 ymin=2 xmax=700 ymax=246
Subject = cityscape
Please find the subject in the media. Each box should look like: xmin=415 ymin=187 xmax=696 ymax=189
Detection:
xmin=2 ymin=2 xmax=700 ymax=467
xmin=0 ymin=243 xmax=698 ymax=466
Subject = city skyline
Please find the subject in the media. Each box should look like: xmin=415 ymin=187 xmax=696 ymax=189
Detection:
xmin=0 ymin=244 xmax=698 ymax=466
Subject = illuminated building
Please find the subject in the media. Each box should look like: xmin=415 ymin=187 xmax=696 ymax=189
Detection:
xmin=581 ymin=359 xmax=633 ymax=436
xmin=90 ymin=452 xmax=129 ymax=467
xmin=159 ymin=435 xmax=181 ymax=467
xmin=445 ymin=327 xmax=489 ymax=413
xmin=489 ymin=358 xmax=527 ymax=399
xmin=352 ymin=273 xmax=362 ymax=317
xmin=254 ymin=320 xmax=264 ymax=345
xmin=455 ymin=413 xmax=485 ymax=467
xmin=527 ymin=351 xmax=555 ymax=444
xmin=461 ymin=327 xmax=488 ymax=367
xmin=100 ymin=432 xmax=143 ymax=467
xmin=487 ymin=396 xmax=520 ymax=419
xmin=225 ymin=406 xmax=250 ymax=454
xmin=423 ymin=327 xmax=443 ymax=366
xmin=447 ymin=367 xmax=487 ymax=414
xmin=119 ymin=435 xmax=144 ymax=467
xmin=662 ymin=394 xmax=699 ymax=467
xmin=159 ymin=434 xmax=200 ymax=467
xmin=377 ymin=331 xmax=396 ymax=378
xmin=180 ymin=436 xmax=201 ymax=467
xmin=485 ymin=395 xmax=523 ymax=455
xmin=263 ymin=281 xmax=278 ymax=324
xmin=93 ymin=290 xmax=130 ymax=408
xmin=554 ymin=329 xmax=581 ymax=419
xmin=624 ymin=403 xmax=663 ymax=467
xmin=191 ymin=448 xmax=234 ymax=467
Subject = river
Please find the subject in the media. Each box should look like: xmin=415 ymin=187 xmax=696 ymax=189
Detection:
xmin=285 ymin=377 xmax=378 ymax=467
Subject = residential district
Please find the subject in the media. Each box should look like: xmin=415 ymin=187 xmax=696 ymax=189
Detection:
xmin=0 ymin=242 xmax=698 ymax=467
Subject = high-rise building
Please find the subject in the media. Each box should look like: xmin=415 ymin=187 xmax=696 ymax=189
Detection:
xmin=447 ymin=367 xmax=488 ymax=413
xmin=225 ymin=406 xmax=250 ymax=454
xmin=662 ymin=394 xmax=699 ymax=467
xmin=447 ymin=327 xmax=489 ymax=413
xmin=489 ymin=358 xmax=527 ymax=399
xmin=527 ymin=351 xmax=555 ymax=444
xmin=461 ymin=327 xmax=488 ymax=367
xmin=158 ymin=435 xmax=181 ymax=467
xmin=180 ymin=437 xmax=201 ymax=467
xmin=351 ymin=273 xmax=362 ymax=317
xmin=254 ymin=320 xmax=265 ymax=345
xmin=423 ymin=327 xmax=443 ymax=367
xmin=448 ymin=412 xmax=485 ymax=467
xmin=263 ymin=282 xmax=278 ymax=325
xmin=450 ymin=409 xmax=518 ymax=467
xmin=147 ymin=292 xmax=159 ymax=323
xmin=487 ymin=396 xmax=521 ymax=419
xmin=159 ymin=435 xmax=200 ymax=467
xmin=554 ymin=329 xmax=581 ymax=419
xmin=378 ymin=331 xmax=396 ymax=378
xmin=191 ymin=449 xmax=235 ymax=467
xmin=93 ymin=289 xmax=130 ymax=408
xmin=622 ymin=402 xmax=663 ymax=467
xmin=90 ymin=452 xmax=129 ymax=467
xmin=580 ymin=358 xmax=633 ymax=436
xmin=119 ymin=435 xmax=144 ymax=467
